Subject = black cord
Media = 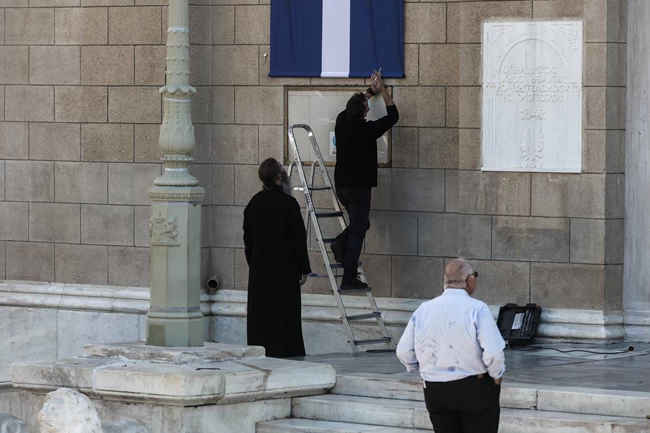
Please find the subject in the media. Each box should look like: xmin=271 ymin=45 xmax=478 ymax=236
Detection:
xmin=509 ymin=345 xmax=634 ymax=355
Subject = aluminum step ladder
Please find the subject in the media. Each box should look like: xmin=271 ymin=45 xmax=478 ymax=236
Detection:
xmin=286 ymin=124 xmax=394 ymax=353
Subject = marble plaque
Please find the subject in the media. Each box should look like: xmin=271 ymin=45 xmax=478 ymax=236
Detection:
xmin=482 ymin=21 xmax=583 ymax=173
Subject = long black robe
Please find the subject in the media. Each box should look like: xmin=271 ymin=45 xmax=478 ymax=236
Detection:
xmin=243 ymin=185 xmax=312 ymax=358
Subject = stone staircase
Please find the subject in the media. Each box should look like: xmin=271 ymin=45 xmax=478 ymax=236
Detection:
xmin=257 ymin=373 xmax=650 ymax=433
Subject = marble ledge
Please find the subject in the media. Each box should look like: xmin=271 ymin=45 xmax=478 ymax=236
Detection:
xmin=0 ymin=281 xmax=635 ymax=342
xmin=84 ymin=341 xmax=265 ymax=363
xmin=11 ymin=344 xmax=336 ymax=407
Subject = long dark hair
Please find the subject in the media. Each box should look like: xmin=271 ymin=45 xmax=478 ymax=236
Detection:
xmin=259 ymin=158 xmax=282 ymax=191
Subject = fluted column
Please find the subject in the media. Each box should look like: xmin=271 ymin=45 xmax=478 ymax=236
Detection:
xmin=146 ymin=0 xmax=205 ymax=347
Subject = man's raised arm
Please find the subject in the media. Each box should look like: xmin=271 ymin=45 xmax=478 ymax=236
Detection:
xmin=368 ymin=72 xmax=399 ymax=139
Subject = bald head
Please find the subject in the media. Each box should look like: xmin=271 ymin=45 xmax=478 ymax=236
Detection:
xmin=444 ymin=258 xmax=475 ymax=290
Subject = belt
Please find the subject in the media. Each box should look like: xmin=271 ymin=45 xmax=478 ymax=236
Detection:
xmin=423 ymin=374 xmax=489 ymax=388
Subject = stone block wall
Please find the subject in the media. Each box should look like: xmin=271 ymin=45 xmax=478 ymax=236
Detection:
xmin=0 ymin=0 xmax=627 ymax=314
xmin=0 ymin=0 xmax=169 ymax=288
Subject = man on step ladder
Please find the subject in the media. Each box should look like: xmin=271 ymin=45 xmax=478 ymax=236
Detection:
xmin=332 ymin=70 xmax=400 ymax=290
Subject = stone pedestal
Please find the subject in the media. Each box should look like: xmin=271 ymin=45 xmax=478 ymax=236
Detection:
xmin=147 ymin=186 xmax=205 ymax=347
xmin=10 ymin=342 xmax=336 ymax=433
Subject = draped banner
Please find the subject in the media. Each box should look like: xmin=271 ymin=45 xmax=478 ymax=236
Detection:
xmin=270 ymin=0 xmax=404 ymax=78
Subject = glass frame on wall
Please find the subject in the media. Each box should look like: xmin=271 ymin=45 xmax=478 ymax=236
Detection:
xmin=284 ymin=86 xmax=393 ymax=168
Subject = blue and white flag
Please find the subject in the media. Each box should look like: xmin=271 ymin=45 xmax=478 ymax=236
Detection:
xmin=270 ymin=0 xmax=404 ymax=78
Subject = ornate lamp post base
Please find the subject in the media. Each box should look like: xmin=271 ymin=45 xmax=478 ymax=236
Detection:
xmin=146 ymin=185 xmax=205 ymax=347
xmin=145 ymin=0 xmax=204 ymax=347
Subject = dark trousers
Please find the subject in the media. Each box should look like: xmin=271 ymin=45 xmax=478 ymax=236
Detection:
xmin=335 ymin=187 xmax=371 ymax=275
xmin=423 ymin=375 xmax=501 ymax=433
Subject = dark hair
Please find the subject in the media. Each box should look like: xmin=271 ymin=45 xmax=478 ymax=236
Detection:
xmin=259 ymin=158 xmax=282 ymax=190
xmin=346 ymin=92 xmax=367 ymax=120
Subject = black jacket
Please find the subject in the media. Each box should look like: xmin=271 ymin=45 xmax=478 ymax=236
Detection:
xmin=243 ymin=185 xmax=311 ymax=358
xmin=334 ymin=104 xmax=399 ymax=188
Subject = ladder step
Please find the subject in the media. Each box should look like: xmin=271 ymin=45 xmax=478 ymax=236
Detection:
xmin=309 ymin=186 xmax=332 ymax=191
xmin=315 ymin=211 xmax=344 ymax=218
xmin=338 ymin=287 xmax=372 ymax=294
xmin=354 ymin=337 xmax=392 ymax=346
xmin=328 ymin=262 xmax=362 ymax=269
xmin=322 ymin=238 xmax=337 ymax=244
xmin=346 ymin=312 xmax=381 ymax=321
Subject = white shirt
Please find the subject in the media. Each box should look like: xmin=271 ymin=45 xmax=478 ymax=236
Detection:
xmin=396 ymin=289 xmax=506 ymax=382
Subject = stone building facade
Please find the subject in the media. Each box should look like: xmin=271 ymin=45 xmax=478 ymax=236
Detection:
xmin=0 ymin=0 xmax=639 ymax=363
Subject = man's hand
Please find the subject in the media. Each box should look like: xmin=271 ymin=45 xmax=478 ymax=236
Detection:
xmin=371 ymin=70 xmax=384 ymax=93
xmin=493 ymin=377 xmax=502 ymax=386
xmin=370 ymin=70 xmax=395 ymax=108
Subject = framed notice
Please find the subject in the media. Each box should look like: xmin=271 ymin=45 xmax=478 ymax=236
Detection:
xmin=482 ymin=21 xmax=583 ymax=173
xmin=284 ymin=87 xmax=392 ymax=167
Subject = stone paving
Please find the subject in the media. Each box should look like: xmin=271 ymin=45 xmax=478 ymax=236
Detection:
xmin=300 ymin=343 xmax=650 ymax=392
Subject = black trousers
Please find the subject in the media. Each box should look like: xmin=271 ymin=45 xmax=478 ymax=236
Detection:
xmin=335 ymin=187 xmax=371 ymax=274
xmin=423 ymin=375 xmax=501 ymax=433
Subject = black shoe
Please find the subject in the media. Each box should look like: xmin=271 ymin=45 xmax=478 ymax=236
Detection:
xmin=340 ymin=278 xmax=369 ymax=291
xmin=330 ymin=242 xmax=344 ymax=264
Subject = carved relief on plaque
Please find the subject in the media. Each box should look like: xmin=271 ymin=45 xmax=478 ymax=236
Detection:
xmin=149 ymin=212 xmax=180 ymax=246
xmin=520 ymin=125 xmax=544 ymax=169
xmin=482 ymin=21 xmax=583 ymax=173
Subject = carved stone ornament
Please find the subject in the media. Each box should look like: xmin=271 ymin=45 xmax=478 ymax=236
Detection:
xmin=520 ymin=125 xmax=544 ymax=169
xmin=148 ymin=189 xmax=205 ymax=202
xmin=149 ymin=212 xmax=180 ymax=246
xmin=37 ymin=388 xmax=150 ymax=433
xmin=38 ymin=388 xmax=103 ymax=433
xmin=482 ymin=21 xmax=582 ymax=173
xmin=0 ymin=414 xmax=28 ymax=433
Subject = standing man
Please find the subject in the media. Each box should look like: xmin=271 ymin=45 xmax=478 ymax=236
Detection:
xmin=332 ymin=71 xmax=399 ymax=290
xmin=243 ymin=158 xmax=311 ymax=358
xmin=396 ymin=258 xmax=506 ymax=433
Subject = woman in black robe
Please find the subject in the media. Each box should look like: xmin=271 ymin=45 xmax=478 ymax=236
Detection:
xmin=243 ymin=158 xmax=312 ymax=358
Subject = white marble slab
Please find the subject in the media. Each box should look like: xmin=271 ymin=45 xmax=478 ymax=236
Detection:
xmin=93 ymin=362 xmax=226 ymax=405
xmin=84 ymin=341 xmax=265 ymax=362
xmin=537 ymin=387 xmax=650 ymax=419
xmin=0 ymin=307 xmax=57 ymax=364
xmin=499 ymin=408 xmax=650 ymax=433
xmin=0 ymin=389 xmax=45 ymax=433
xmin=210 ymin=315 xmax=404 ymax=355
xmin=483 ymin=21 xmax=583 ymax=173
xmin=0 ymin=389 xmax=292 ymax=433
xmin=332 ymin=374 xmax=424 ymax=402
xmin=332 ymin=374 xmax=538 ymax=410
xmin=258 ymin=418 xmax=416 ymax=433
xmin=219 ymin=357 xmax=336 ymax=403
xmin=292 ymin=394 xmax=430 ymax=430
xmin=291 ymin=394 xmax=650 ymax=433
xmin=10 ymin=358 xmax=128 ymax=393
xmin=56 ymin=310 xmax=141 ymax=358
xmin=13 ymin=341 xmax=335 ymax=407
xmin=184 ymin=398 xmax=292 ymax=433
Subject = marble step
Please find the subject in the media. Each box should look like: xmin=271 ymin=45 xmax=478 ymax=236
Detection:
xmin=257 ymin=418 xmax=425 ymax=433
xmin=259 ymin=414 xmax=650 ymax=433
xmin=291 ymin=394 xmax=650 ymax=432
xmin=333 ymin=374 xmax=650 ymax=418
xmin=333 ymin=374 xmax=539 ymax=410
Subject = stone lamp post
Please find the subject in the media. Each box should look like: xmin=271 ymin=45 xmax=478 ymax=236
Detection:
xmin=146 ymin=0 xmax=204 ymax=347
